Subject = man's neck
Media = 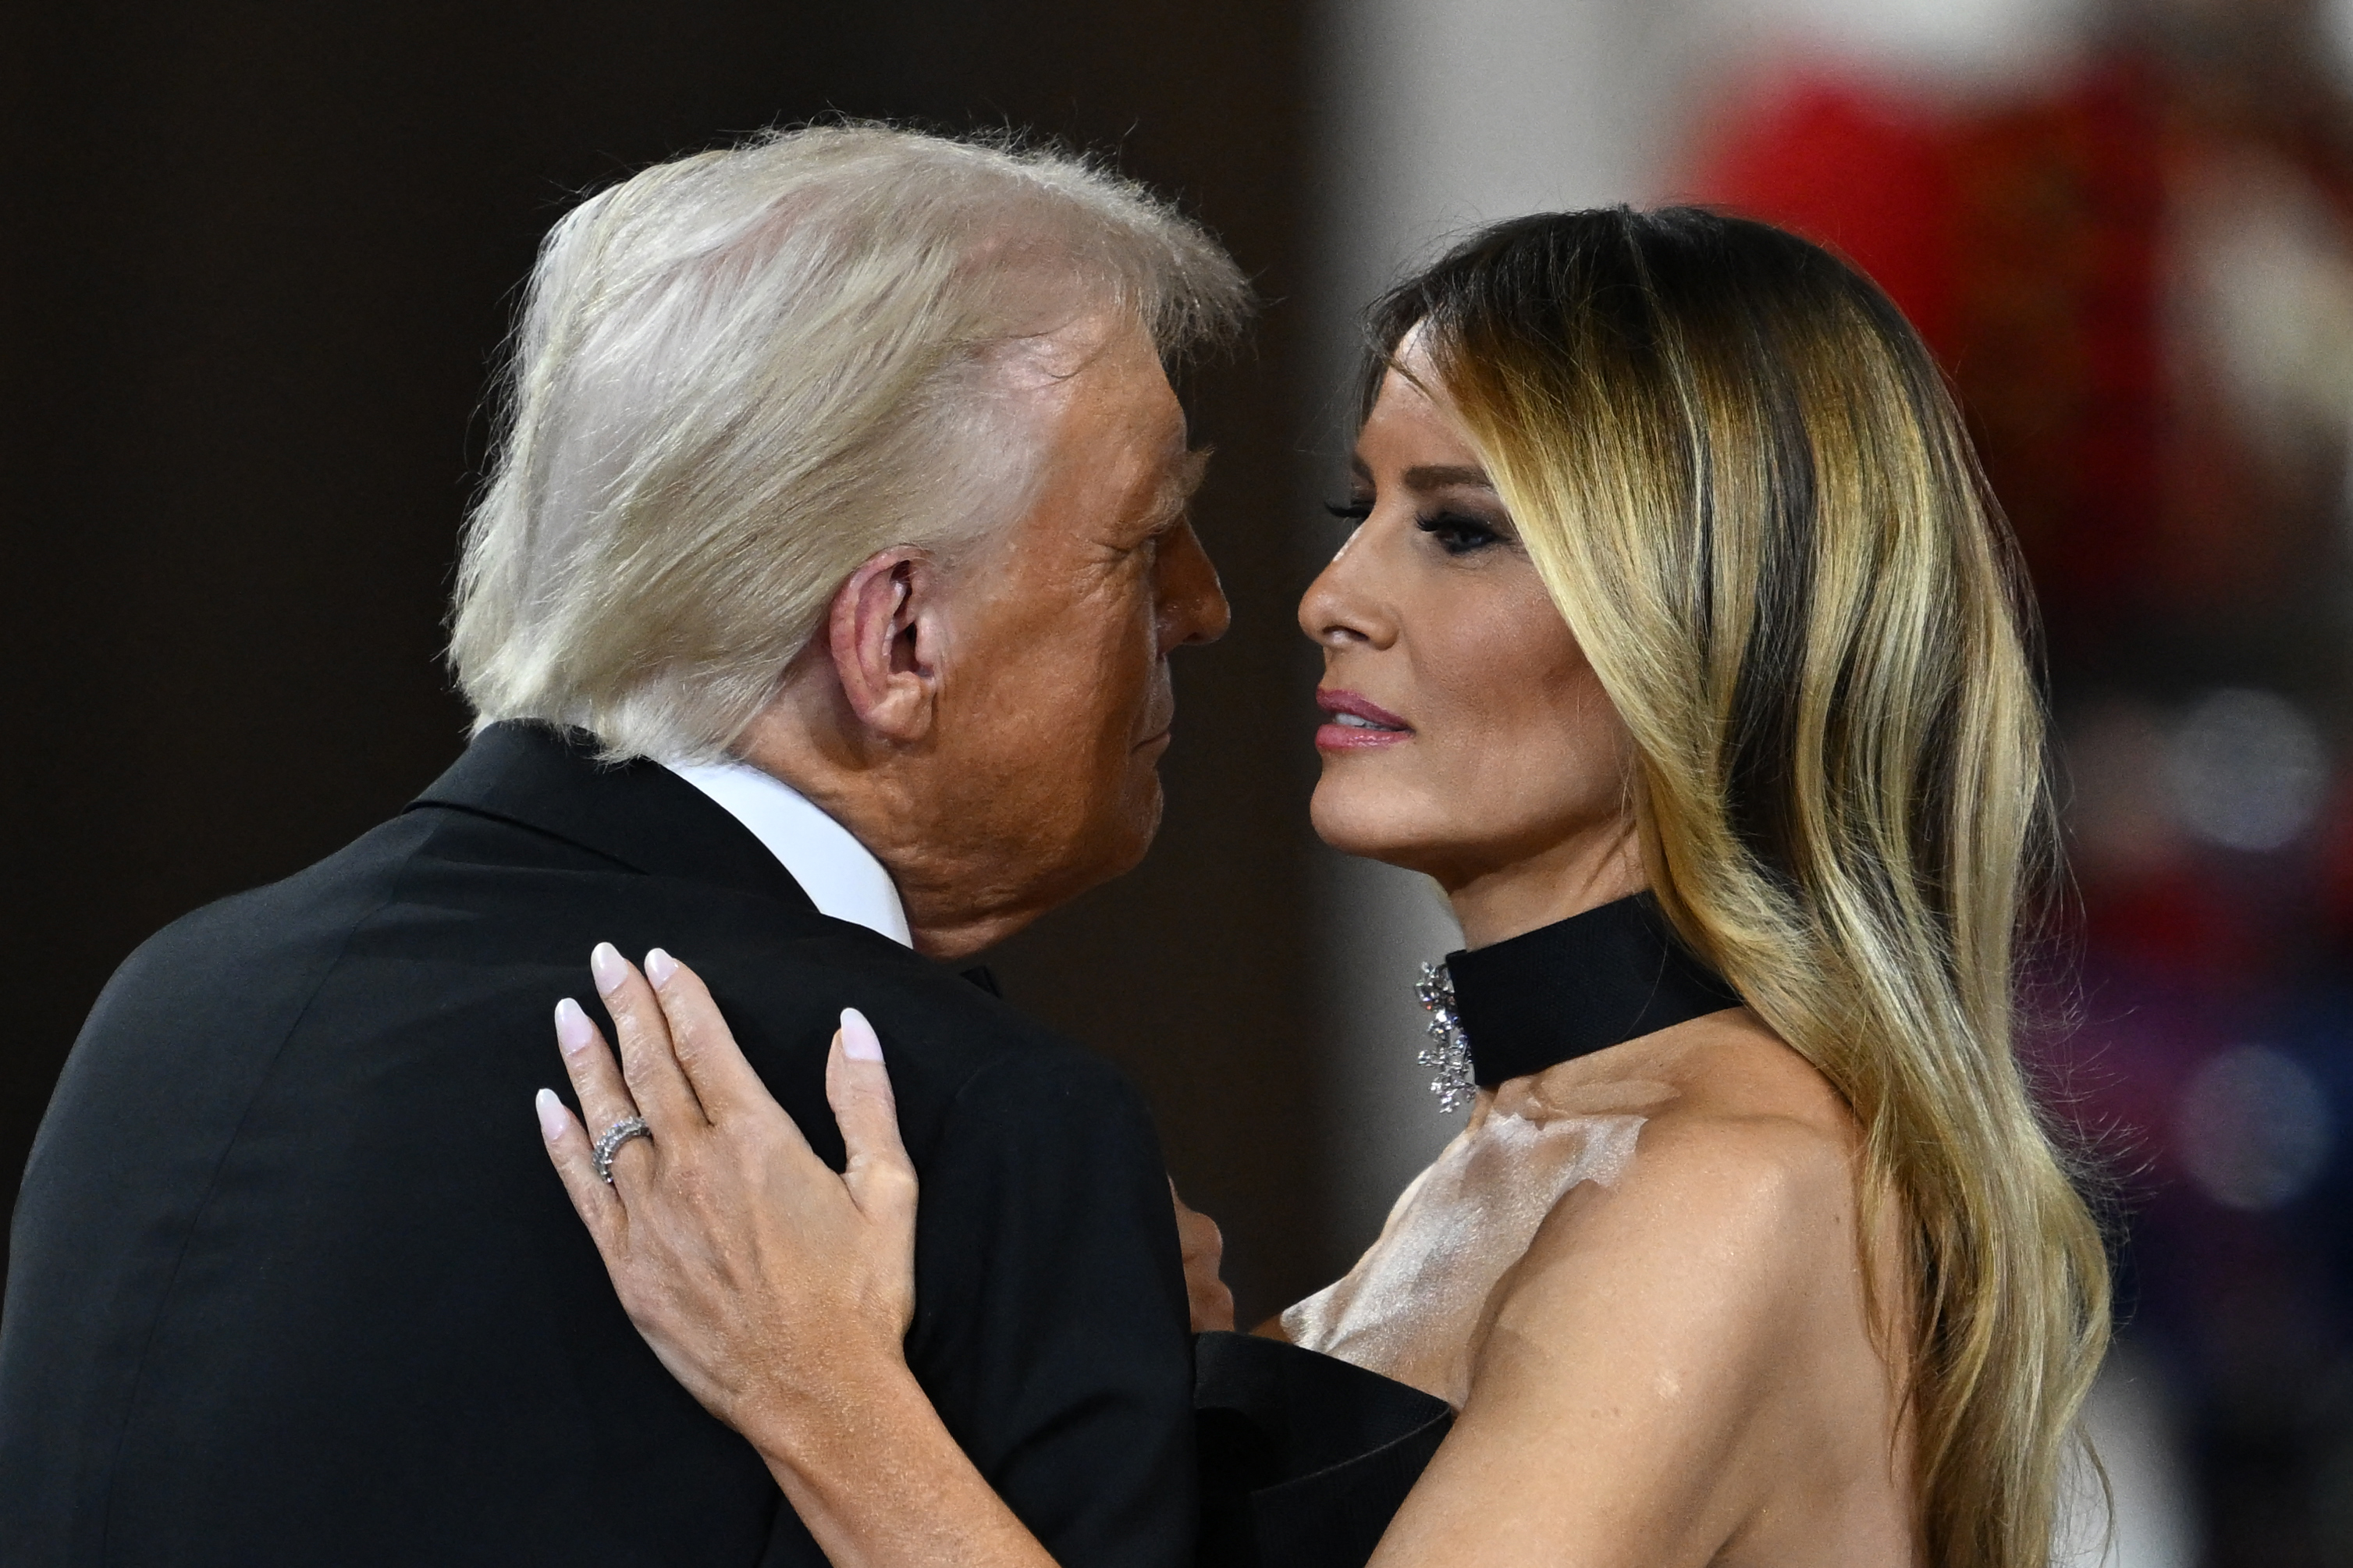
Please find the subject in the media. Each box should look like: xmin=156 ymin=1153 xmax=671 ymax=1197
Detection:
xmin=663 ymin=758 xmax=911 ymax=948
xmin=730 ymin=717 xmax=1041 ymax=962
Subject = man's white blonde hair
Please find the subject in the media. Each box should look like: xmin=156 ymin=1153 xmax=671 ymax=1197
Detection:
xmin=450 ymin=123 xmax=1250 ymax=761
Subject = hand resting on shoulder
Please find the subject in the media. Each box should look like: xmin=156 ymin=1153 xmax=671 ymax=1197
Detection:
xmin=534 ymin=949 xmax=1919 ymax=1568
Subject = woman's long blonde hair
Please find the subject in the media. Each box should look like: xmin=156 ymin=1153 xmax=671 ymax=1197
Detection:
xmin=1372 ymin=208 xmax=2109 ymax=1568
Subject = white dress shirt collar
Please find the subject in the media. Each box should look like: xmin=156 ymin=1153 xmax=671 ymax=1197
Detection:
xmin=662 ymin=759 xmax=912 ymax=948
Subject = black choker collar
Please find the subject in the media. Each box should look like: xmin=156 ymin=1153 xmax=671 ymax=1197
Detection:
xmin=1431 ymin=892 xmax=1742 ymax=1092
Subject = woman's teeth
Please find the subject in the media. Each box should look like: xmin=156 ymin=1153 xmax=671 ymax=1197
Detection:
xmin=1334 ymin=713 xmax=1395 ymax=730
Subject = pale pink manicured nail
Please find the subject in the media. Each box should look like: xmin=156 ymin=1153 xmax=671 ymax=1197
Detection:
xmin=535 ymin=1088 xmax=569 ymax=1142
xmin=589 ymin=942 xmax=627 ymax=997
xmin=554 ymin=997 xmax=595 ymax=1056
xmin=644 ymin=948 xmax=678 ymax=988
xmin=840 ymin=1008 xmax=883 ymax=1062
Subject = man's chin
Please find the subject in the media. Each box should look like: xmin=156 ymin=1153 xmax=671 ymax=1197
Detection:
xmin=1032 ymin=781 xmax=1165 ymax=910
xmin=1115 ymin=776 xmax=1164 ymax=872
xmin=1079 ymin=773 xmax=1164 ymax=889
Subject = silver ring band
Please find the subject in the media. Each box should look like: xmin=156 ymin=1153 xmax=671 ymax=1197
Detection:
xmin=592 ymin=1115 xmax=651 ymax=1184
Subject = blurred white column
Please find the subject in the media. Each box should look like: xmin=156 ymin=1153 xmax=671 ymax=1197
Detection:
xmin=1303 ymin=0 xmax=1705 ymax=1253
xmin=2058 ymin=1345 xmax=2199 ymax=1568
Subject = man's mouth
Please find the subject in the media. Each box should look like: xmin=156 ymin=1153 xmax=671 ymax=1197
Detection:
xmin=1315 ymin=688 xmax=1411 ymax=750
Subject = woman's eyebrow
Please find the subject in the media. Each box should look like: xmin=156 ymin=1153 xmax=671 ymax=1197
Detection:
xmin=1402 ymin=464 xmax=1494 ymax=490
xmin=1342 ymin=457 xmax=1495 ymax=491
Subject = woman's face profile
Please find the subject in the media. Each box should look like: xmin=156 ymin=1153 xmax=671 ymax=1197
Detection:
xmin=1299 ymin=340 xmax=1637 ymax=922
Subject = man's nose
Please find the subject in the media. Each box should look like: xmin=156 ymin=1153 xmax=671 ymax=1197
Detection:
xmin=1159 ymin=520 xmax=1231 ymax=649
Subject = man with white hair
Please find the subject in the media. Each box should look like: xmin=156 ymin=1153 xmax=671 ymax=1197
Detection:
xmin=0 ymin=126 xmax=1249 ymax=1566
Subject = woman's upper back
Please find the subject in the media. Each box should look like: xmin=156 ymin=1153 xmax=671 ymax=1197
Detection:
xmin=1288 ymin=1009 xmax=1921 ymax=1566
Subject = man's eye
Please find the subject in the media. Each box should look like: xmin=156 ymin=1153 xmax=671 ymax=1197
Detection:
xmin=1416 ymin=511 xmax=1505 ymax=556
xmin=1119 ymin=521 xmax=1177 ymax=560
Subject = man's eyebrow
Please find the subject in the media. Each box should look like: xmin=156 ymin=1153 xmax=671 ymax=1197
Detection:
xmin=1150 ymin=446 xmax=1214 ymax=523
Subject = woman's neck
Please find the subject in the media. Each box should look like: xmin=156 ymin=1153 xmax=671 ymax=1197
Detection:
xmin=1442 ymin=823 xmax=1645 ymax=950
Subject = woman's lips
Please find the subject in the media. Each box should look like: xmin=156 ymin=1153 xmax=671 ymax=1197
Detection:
xmin=1315 ymin=688 xmax=1412 ymax=751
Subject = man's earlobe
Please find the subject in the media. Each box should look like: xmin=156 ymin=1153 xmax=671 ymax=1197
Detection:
xmin=828 ymin=549 xmax=940 ymax=743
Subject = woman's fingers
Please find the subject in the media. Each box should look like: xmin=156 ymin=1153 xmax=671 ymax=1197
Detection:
xmin=590 ymin=942 xmax=706 ymax=1134
xmin=553 ymin=994 xmax=656 ymax=1190
xmin=643 ymin=951 xmax=793 ymax=1132
xmin=538 ymin=976 xmax=926 ymax=1449
xmin=535 ymin=1086 xmax=624 ymax=1245
xmin=1171 ymin=1182 xmax=1235 ymax=1334
xmin=825 ymin=1009 xmax=918 ymax=1335
xmin=826 ymin=1009 xmax=919 ymax=1225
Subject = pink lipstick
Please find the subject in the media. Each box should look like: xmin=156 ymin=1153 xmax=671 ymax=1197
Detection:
xmin=1316 ymin=688 xmax=1412 ymax=750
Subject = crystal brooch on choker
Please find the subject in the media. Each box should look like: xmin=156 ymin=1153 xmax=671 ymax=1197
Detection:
xmin=1414 ymin=960 xmax=1476 ymax=1114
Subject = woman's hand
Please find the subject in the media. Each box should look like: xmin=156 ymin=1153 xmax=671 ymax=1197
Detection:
xmin=534 ymin=947 xmax=1058 ymax=1568
xmin=533 ymin=944 xmax=919 ymax=1444
xmin=1171 ymin=1182 xmax=1235 ymax=1333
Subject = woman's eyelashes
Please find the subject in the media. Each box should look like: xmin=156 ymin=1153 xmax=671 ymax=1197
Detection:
xmin=1323 ymin=494 xmax=1512 ymax=556
xmin=1415 ymin=510 xmax=1508 ymax=555
xmin=1324 ymin=497 xmax=1507 ymax=550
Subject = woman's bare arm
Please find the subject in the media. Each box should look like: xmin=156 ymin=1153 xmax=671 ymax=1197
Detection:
xmin=534 ymin=948 xmax=1059 ymax=1568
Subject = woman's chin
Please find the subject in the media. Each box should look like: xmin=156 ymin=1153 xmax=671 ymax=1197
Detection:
xmin=1308 ymin=780 xmax=1441 ymax=870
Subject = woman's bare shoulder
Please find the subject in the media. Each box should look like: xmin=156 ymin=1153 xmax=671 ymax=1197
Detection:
xmin=1390 ymin=1019 xmax=1918 ymax=1568
xmin=1499 ymin=1010 xmax=1874 ymax=1345
xmin=1420 ymin=1017 xmax=1896 ymax=1555
xmin=1523 ymin=1007 xmax=1861 ymax=1193
xmin=1637 ymin=1011 xmax=1859 ymax=1191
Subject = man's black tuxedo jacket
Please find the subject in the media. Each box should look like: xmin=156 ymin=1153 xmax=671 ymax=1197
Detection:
xmin=0 ymin=724 xmax=1197 ymax=1566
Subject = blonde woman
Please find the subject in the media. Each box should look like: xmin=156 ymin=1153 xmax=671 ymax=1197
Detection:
xmin=538 ymin=208 xmax=2111 ymax=1568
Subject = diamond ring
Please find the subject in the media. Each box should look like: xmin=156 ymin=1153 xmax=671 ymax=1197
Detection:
xmin=592 ymin=1115 xmax=652 ymax=1184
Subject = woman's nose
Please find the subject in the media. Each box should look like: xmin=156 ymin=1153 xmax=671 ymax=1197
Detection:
xmin=1298 ymin=524 xmax=1393 ymax=649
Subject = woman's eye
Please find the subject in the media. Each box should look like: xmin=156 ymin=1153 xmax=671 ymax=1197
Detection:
xmin=1416 ymin=511 xmax=1505 ymax=556
xmin=1323 ymin=498 xmax=1374 ymax=529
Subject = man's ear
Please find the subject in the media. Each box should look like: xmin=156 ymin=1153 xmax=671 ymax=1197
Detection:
xmin=826 ymin=548 xmax=946 ymax=744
